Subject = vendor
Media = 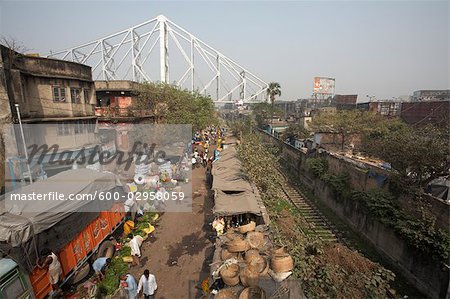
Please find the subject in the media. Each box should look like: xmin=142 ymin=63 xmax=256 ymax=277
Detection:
xmin=92 ymin=257 xmax=111 ymax=280
xmin=129 ymin=234 xmax=144 ymax=266
xmin=212 ymin=217 xmax=225 ymax=236
xmin=123 ymin=217 xmax=136 ymax=237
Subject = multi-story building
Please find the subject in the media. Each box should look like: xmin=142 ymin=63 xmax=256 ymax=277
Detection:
xmin=412 ymin=90 xmax=449 ymax=102
xmin=400 ymin=100 xmax=449 ymax=126
xmin=357 ymin=100 xmax=402 ymax=117
xmin=0 ymin=45 xmax=99 ymax=188
xmin=94 ymin=80 xmax=154 ymax=152
xmin=334 ymin=94 xmax=357 ymax=110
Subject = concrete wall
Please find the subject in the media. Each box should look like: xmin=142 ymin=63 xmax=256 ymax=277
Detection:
xmin=20 ymin=76 xmax=95 ymax=118
xmin=259 ymin=130 xmax=450 ymax=299
xmin=27 ymin=122 xmax=98 ymax=152
xmin=94 ymin=80 xmax=140 ymax=91
xmin=0 ymin=50 xmax=12 ymax=193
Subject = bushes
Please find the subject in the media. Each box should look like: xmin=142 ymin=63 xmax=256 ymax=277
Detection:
xmin=304 ymin=155 xmax=450 ymax=263
xmin=306 ymin=157 xmax=328 ymax=177
xmin=350 ymin=189 xmax=450 ymax=262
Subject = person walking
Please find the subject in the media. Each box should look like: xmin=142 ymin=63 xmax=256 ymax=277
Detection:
xmin=137 ymin=269 xmax=158 ymax=299
xmin=119 ymin=273 xmax=138 ymax=299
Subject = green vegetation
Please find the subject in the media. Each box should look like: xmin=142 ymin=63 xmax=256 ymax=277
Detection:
xmin=251 ymin=102 xmax=283 ymax=128
xmin=362 ymin=123 xmax=450 ymax=189
xmin=311 ymin=109 xmax=449 ymax=191
xmin=266 ymin=82 xmax=282 ymax=124
xmin=281 ymin=167 xmax=424 ymax=298
xmin=282 ymin=123 xmax=310 ymax=141
xmin=311 ymin=109 xmax=380 ymax=150
xmin=134 ymin=82 xmax=218 ymax=131
xmin=98 ymin=249 xmax=129 ymax=296
xmin=306 ymin=157 xmax=328 ymax=177
xmin=237 ymin=134 xmax=396 ymax=299
xmin=305 ymin=157 xmax=450 ymax=263
xmin=98 ymin=212 xmax=160 ymax=296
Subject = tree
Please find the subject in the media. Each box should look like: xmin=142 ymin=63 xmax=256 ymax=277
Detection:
xmin=134 ymin=82 xmax=217 ymax=131
xmin=266 ymin=82 xmax=281 ymax=123
xmin=282 ymin=123 xmax=310 ymax=142
xmin=362 ymin=123 xmax=450 ymax=189
xmin=311 ymin=109 xmax=380 ymax=150
xmin=0 ymin=36 xmax=29 ymax=54
xmin=252 ymin=102 xmax=283 ymax=128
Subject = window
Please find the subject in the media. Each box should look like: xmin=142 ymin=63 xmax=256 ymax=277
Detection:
xmin=380 ymin=104 xmax=390 ymax=116
xmin=71 ymin=88 xmax=81 ymax=104
xmin=84 ymin=89 xmax=90 ymax=104
xmin=1 ymin=274 xmax=27 ymax=298
xmin=53 ymin=86 xmax=66 ymax=102
xmin=57 ymin=122 xmax=70 ymax=136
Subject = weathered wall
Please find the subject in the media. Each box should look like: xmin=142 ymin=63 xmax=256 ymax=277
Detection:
xmin=20 ymin=76 xmax=95 ymax=118
xmin=0 ymin=50 xmax=12 ymax=193
xmin=259 ymin=130 xmax=450 ymax=299
xmin=0 ymin=45 xmax=95 ymax=120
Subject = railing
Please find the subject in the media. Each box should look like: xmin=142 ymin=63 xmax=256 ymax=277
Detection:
xmin=94 ymin=107 xmax=153 ymax=118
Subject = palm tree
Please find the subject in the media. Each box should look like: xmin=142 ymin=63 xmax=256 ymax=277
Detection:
xmin=266 ymin=82 xmax=281 ymax=124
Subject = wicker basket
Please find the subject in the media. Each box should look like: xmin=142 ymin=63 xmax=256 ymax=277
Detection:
xmin=271 ymin=246 xmax=287 ymax=257
xmin=228 ymin=237 xmax=250 ymax=253
xmin=239 ymin=286 xmax=266 ymax=299
xmin=216 ymin=288 xmax=239 ymax=299
xmin=246 ymin=232 xmax=265 ymax=249
xmin=244 ymin=249 xmax=260 ymax=263
xmin=238 ymin=221 xmax=256 ymax=234
xmin=221 ymin=248 xmax=239 ymax=260
xmin=240 ymin=264 xmax=260 ymax=287
xmin=252 ymin=256 xmax=267 ymax=275
xmin=224 ymin=229 xmax=239 ymax=241
xmin=271 ymin=254 xmax=294 ymax=273
xmin=220 ymin=263 xmax=240 ymax=286
xmin=259 ymin=257 xmax=269 ymax=276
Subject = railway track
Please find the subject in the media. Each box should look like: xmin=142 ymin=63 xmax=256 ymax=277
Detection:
xmin=276 ymin=167 xmax=349 ymax=245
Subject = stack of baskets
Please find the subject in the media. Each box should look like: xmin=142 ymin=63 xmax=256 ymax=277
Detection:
xmin=215 ymin=222 xmax=294 ymax=297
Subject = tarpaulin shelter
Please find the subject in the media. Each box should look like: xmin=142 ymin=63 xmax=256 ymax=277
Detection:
xmin=213 ymin=189 xmax=261 ymax=217
xmin=211 ymin=144 xmax=262 ymax=219
xmin=0 ymin=169 xmax=123 ymax=272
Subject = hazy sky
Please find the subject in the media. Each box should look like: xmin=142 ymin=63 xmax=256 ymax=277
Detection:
xmin=0 ymin=1 xmax=448 ymax=101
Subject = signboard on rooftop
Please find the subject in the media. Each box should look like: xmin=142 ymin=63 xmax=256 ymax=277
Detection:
xmin=313 ymin=77 xmax=335 ymax=95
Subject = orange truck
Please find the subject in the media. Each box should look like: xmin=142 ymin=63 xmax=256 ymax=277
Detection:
xmin=0 ymin=169 xmax=127 ymax=299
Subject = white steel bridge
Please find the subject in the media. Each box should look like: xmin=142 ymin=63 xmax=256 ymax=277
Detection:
xmin=48 ymin=15 xmax=268 ymax=103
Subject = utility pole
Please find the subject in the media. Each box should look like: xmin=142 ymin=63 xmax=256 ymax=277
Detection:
xmin=15 ymin=104 xmax=33 ymax=184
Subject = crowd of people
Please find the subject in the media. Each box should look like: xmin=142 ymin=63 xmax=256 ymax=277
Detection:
xmin=192 ymin=126 xmax=225 ymax=168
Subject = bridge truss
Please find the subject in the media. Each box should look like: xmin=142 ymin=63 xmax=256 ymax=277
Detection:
xmin=48 ymin=15 xmax=268 ymax=103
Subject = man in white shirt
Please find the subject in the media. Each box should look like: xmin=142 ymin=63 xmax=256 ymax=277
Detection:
xmin=137 ymin=269 xmax=157 ymax=299
xmin=129 ymin=234 xmax=144 ymax=266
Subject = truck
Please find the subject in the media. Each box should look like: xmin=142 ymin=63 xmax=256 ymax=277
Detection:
xmin=0 ymin=168 xmax=127 ymax=299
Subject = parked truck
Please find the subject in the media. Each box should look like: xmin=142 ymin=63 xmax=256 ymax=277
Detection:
xmin=0 ymin=168 xmax=127 ymax=298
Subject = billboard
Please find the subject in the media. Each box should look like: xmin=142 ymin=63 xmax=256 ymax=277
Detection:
xmin=313 ymin=77 xmax=335 ymax=95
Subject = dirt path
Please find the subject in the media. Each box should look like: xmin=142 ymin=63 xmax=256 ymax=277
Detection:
xmin=125 ymin=166 xmax=214 ymax=298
